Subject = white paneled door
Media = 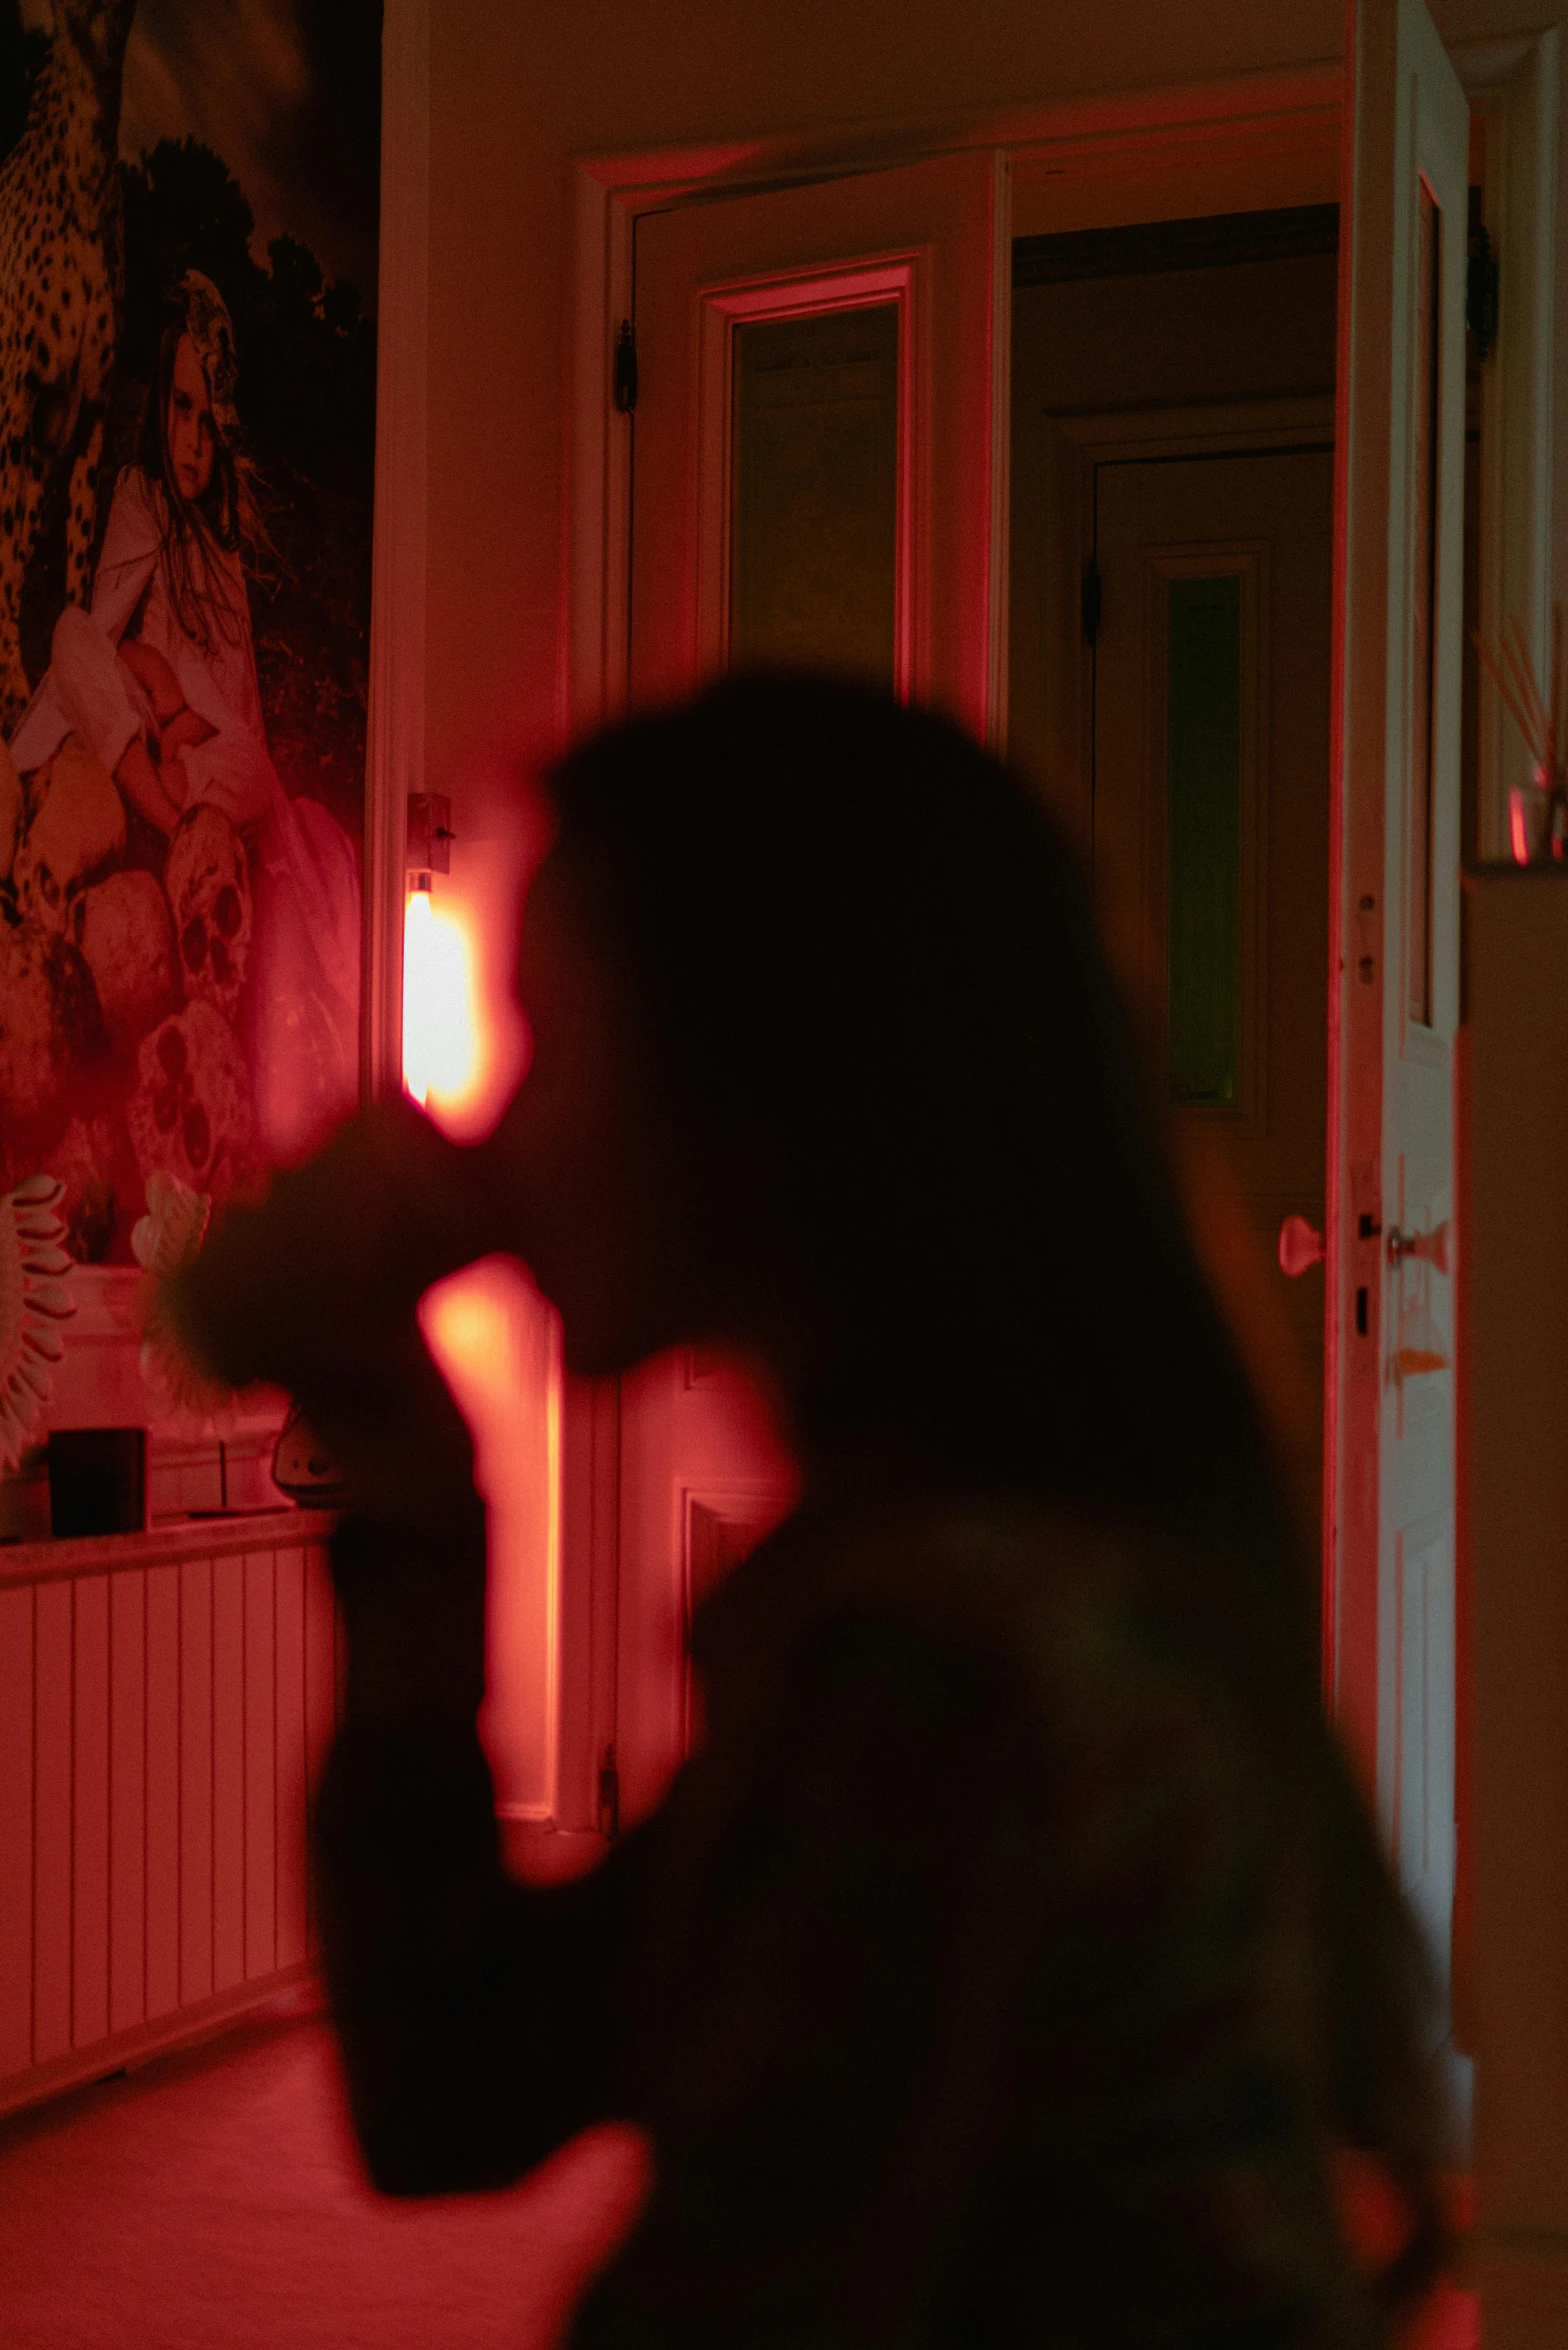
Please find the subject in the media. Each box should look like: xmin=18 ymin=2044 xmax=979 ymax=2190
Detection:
xmin=1332 ymin=0 xmax=1467 ymax=2018
xmin=614 ymin=152 xmax=1011 ymax=1829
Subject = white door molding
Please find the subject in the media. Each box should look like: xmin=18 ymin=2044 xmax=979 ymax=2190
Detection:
xmin=364 ymin=0 xmax=430 ymax=1104
xmin=562 ymin=64 xmax=1343 ymax=743
xmin=1041 ymin=394 xmax=1336 ymax=851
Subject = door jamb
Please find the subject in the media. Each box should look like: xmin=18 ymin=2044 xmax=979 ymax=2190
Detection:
xmin=1044 ymin=394 xmax=1337 ymax=853
xmin=564 ymin=40 xmax=1554 ymax=862
xmin=559 ymin=41 xmax=1555 ymax=1812
xmin=365 ymin=0 xmax=431 ymax=1103
xmin=563 ymin=66 xmax=1343 ymax=741
xmin=1324 ymin=27 xmax=1557 ymax=1776
xmin=563 ymin=79 xmax=1343 ymax=1830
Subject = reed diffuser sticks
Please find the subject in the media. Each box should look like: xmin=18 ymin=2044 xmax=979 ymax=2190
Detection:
xmin=1476 ymin=609 xmax=1567 ymax=864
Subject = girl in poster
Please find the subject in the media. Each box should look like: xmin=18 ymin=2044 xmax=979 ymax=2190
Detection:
xmin=5 ymin=269 xmax=360 ymax=1235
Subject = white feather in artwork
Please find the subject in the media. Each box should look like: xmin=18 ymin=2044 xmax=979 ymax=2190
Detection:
xmin=0 ymin=1173 xmax=75 ymax=1476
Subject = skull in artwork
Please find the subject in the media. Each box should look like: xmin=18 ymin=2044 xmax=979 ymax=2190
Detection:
xmin=164 ymin=805 xmax=251 ymax=1024
xmin=12 ymin=737 xmax=127 ymax=932
xmin=69 ymin=871 xmax=181 ymax=1050
xmin=127 ymin=1001 xmax=254 ymax=1196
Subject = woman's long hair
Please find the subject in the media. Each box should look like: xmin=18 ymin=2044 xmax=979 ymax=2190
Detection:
xmin=545 ymin=670 xmax=1450 ymax=2319
xmin=137 ymin=289 xmax=263 ymax=657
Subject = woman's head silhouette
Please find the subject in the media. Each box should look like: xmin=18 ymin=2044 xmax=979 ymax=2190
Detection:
xmin=538 ymin=669 xmax=1271 ymax=1532
xmin=524 ymin=671 xmax=1446 ymax=2311
xmin=169 ymin=667 xmax=1450 ymax=2325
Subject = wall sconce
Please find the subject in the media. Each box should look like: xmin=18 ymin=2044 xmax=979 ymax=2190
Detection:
xmin=402 ymin=794 xmax=479 ymax=1114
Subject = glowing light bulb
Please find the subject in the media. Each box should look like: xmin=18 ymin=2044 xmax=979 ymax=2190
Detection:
xmin=402 ymin=881 xmax=480 ymax=1115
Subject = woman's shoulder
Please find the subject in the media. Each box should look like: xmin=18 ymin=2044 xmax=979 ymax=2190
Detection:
xmin=834 ymin=1504 xmax=1285 ymax=1878
xmin=822 ymin=1496 xmax=1179 ymax=1658
xmin=690 ymin=1499 xmax=1275 ymax=1899
xmin=709 ymin=1495 xmax=1226 ymax=1738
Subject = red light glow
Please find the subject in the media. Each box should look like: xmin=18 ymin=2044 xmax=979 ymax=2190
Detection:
xmin=402 ymin=886 xmax=481 ymax=1117
xmin=420 ymin=1258 xmax=562 ymax=1821
xmin=1509 ymin=785 xmax=1531 ymax=866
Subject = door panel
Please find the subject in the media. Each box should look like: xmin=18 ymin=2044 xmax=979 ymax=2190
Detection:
xmin=616 ymin=1352 xmax=795 ymax=1830
xmin=616 ymin=152 xmax=1011 ymax=1829
xmin=1333 ymin=0 xmax=1468 ymax=2006
xmin=632 ymin=148 xmax=1010 ymax=738
xmin=728 ymin=301 xmax=901 ymax=682
xmin=1093 ymin=445 xmax=1335 ymax=1518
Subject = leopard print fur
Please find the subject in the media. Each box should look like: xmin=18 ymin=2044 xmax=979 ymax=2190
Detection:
xmin=0 ymin=1 xmax=137 ymax=741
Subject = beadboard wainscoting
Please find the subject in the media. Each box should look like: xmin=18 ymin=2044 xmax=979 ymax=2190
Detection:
xmin=0 ymin=1511 xmax=338 ymax=2117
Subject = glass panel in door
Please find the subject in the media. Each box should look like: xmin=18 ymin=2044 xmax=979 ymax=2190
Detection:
xmin=730 ymin=303 xmax=899 ymax=682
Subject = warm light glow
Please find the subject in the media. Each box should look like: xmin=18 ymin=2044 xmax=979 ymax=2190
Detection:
xmin=402 ymin=884 xmax=481 ymax=1113
xmin=1509 ymin=785 xmax=1531 ymax=867
xmin=420 ymin=1258 xmax=562 ymax=1822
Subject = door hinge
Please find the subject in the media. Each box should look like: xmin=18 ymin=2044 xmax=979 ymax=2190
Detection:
xmin=597 ymin=1742 xmax=620 ymax=1840
xmin=613 ymin=319 xmax=638 ymax=414
xmin=1467 ymin=223 xmax=1499 ymax=362
xmin=1081 ymin=557 xmax=1102 ymax=648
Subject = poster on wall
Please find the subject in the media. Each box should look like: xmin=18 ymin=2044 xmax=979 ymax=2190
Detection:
xmin=0 ymin=0 xmax=380 ymax=1288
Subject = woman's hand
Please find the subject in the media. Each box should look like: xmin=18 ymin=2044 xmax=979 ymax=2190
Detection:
xmin=166 ymin=1097 xmax=478 ymax=1387
xmin=164 ymin=1097 xmax=511 ymax=1511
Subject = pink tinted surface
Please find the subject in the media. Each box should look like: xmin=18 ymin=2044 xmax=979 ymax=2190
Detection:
xmin=0 ymin=2014 xmax=649 ymax=2349
xmin=0 ymin=2007 xmax=1477 ymax=2348
xmin=1406 ymin=2284 xmax=1479 ymax=2350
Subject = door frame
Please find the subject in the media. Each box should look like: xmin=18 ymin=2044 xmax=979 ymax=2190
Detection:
xmin=1041 ymin=393 xmax=1337 ymax=854
xmin=555 ymin=41 xmax=1555 ymax=1834
xmin=564 ymin=67 xmax=1346 ymax=742
xmin=1327 ymin=24 xmax=1557 ymax=1799
xmin=1056 ymin=409 xmax=1338 ymax=1542
xmin=563 ymin=42 xmax=1553 ymax=766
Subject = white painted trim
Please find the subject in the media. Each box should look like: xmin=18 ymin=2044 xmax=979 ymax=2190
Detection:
xmin=693 ymin=258 xmax=921 ymax=695
xmin=562 ymin=65 xmax=1342 ymax=751
xmin=0 ymin=1966 xmax=321 ymax=2122
xmin=561 ymin=85 xmax=1348 ymax=1832
xmin=1044 ymin=395 xmax=1336 ymax=850
xmin=1454 ymin=32 xmax=1559 ymax=862
xmin=564 ymin=167 xmax=634 ymax=736
xmin=554 ymin=49 xmax=1550 ymax=1864
xmin=364 ymin=0 xmax=430 ymax=1103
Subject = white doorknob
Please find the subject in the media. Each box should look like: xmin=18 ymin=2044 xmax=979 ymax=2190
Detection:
xmin=1278 ymin=1214 xmax=1326 ymax=1277
xmin=1387 ymin=1220 xmax=1450 ymax=1274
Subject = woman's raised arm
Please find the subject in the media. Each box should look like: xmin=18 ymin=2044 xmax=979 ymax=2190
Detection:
xmin=316 ymin=1493 xmax=647 ymax=2192
xmin=168 ymin=1115 xmax=646 ymax=2185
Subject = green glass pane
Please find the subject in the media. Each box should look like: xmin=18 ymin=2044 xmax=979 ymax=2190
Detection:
xmin=1167 ymin=574 xmax=1242 ymax=1107
xmin=730 ymin=302 xmax=898 ymax=682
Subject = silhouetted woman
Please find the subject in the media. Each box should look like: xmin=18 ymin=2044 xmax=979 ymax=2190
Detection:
xmin=173 ymin=674 xmax=1449 ymax=2347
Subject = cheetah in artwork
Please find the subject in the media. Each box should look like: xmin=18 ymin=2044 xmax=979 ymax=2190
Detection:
xmin=0 ymin=0 xmax=137 ymax=740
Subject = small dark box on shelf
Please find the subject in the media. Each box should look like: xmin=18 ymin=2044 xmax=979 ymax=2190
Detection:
xmin=48 ymin=1429 xmax=147 ymax=1538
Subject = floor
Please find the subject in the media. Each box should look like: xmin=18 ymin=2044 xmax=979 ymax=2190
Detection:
xmin=0 ymin=2003 xmax=1479 ymax=2349
xmin=0 ymin=2005 xmax=649 ymax=2350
